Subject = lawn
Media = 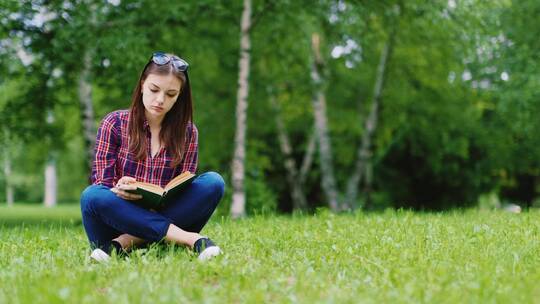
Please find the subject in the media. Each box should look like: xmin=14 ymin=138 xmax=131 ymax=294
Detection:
xmin=1 ymin=205 xmax=540 ymax=303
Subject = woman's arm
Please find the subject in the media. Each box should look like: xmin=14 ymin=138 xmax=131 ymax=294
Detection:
xmin=181 ymin=123 xmax=198 ymax=174
xmin=91 ymin=112 xmax=121 ymax=188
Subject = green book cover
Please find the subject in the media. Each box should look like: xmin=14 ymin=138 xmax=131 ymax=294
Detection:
xmin=127 ymin=173 xmax=196 ymax=209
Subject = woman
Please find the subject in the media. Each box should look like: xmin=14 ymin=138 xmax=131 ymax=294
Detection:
xmin=80 ymin=52 xmax=224 ymax=262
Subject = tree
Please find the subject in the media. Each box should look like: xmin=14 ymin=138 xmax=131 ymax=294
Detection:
xmin=345 ymin=5 xmax=399 ymax=209
xmin=269 ymin=92 xmax=308 ymax=210
xmin=230 ymin=0 xmax=253 ymax=218
xmin=310 ymin=32 xmax=340 ymax=211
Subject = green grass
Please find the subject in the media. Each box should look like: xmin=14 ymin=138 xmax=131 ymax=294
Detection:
xmin=1 ymin=206 xmax=540 ymax=303
xmin=0 ymin=205 xmax=82 ymax=226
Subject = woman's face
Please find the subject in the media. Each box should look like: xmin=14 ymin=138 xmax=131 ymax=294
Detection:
xmin=141 ymin=73 xmax=182 ymax=120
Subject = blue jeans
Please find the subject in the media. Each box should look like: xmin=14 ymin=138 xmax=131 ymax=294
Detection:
xmin=80 ymin=171 xmax=225 ymax=253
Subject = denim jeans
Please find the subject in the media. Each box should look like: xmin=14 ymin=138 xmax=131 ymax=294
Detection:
xmin=80 ymin=171 xmax=225 ymax=253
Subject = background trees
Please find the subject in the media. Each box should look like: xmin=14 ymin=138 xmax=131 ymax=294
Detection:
xmin=1 ymin=0 xmax=538 ymax=214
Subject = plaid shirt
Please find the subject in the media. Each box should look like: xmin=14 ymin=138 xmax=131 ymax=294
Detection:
xmin=91 ymin=110 xmax=198 ymax=188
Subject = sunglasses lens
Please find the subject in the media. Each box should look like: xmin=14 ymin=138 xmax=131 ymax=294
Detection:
xmin=152 ymin=52 xmax=169 ymax=65
xmin=172 ymin=58 xmax=188 ymax=72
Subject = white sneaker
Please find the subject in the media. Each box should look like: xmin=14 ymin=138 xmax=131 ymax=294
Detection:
xmin=198 ymin=246 xmax=222 ymax=261
xmin=90 ymin=248 xmax=111 ymax=263
xmin=194 ymin=237 xmax=222 ymax=261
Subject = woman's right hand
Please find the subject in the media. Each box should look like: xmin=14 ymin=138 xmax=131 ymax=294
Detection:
xmin=110 ymin=176 xmax=143 ymax=201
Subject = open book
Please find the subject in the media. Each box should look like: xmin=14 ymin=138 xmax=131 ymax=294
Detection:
xmin=127 ymin=171 xmax=196 ymax=208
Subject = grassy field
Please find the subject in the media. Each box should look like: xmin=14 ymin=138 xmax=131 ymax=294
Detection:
xmin=1 ymin=205 xmax=540 ymax=303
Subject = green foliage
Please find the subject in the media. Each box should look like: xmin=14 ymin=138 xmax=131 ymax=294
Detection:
xmin=245 ymin=170 xmax=278 ymax=216
xmin=1 ymin=0 xmax=540 ymax=212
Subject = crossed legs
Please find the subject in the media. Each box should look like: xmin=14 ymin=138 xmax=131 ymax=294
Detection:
xmin=80 ymin=172 xmax=225 ymax=253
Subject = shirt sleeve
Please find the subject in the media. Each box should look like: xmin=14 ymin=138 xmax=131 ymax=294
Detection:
xmin=91 ymin=112 xmax=121 ymax=188
xmin=181 ymin=123 xmax=198 ymax=174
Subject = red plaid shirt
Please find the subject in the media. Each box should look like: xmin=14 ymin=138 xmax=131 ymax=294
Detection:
xmin=91 ymin=110 xmax=198 ymax=188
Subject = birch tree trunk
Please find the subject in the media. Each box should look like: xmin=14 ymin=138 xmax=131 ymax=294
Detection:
xmin=43 ymin=111 xmax=57 ymax=207
xmin=230 ymin=0 xmax=252 ymax=218
xmin=269 ymin=95 xmax=307 ymax=210
xmin=310 ymin=33 xmax=340 ymax=212
xmin=345 ymin=27 xmax=397 ymax=209
xmin=79 ymin=49 xmax=96 ymax=173
xmin=44 ymin=156 xmax=57 ymax=207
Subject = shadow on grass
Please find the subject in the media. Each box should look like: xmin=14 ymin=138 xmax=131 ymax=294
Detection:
xmin=109 ymin=242 xmax=193 ymax=261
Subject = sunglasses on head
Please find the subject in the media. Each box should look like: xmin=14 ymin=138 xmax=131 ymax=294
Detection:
xmin=151 ymin=52 xmax=189 ymax=72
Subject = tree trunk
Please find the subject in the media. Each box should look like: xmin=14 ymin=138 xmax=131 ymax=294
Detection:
xmin=310 ymin=33 xmax=340 ymax=212
xmin=269 ymin=95 xmax=308 ymax=210
xmin=44 ymin=156 xmax=57 ymax=207
xmin=345 ymin=28 xmax=397 ymax=210
xmin=299 ymin=127 xmax=317 ymax=186
xmin=230 ymin=0 xmax=252 ymax=218
xmin=79 ymin=49 xmax=96 ymax=174
xmin=44 ymin=111 xmax=58 ymax=207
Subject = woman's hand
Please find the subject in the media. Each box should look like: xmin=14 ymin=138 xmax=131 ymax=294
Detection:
xmin=110 ymin=176 xmax=143 ymax=201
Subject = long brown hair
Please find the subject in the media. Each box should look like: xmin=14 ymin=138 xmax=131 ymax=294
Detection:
xmin=128 ymin=54 xmax=193 ymax=167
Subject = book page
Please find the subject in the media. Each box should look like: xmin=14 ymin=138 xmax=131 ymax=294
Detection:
xmin=135 ymin=182 xmax=165 ymax=196
xmin=164 ymin=172 xmax=195 ymax=192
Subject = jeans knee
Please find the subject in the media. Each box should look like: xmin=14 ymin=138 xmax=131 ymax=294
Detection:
xmin=200 ymin=171 xmax=225 ymax=200
xmin=80 ymin=184 xmax=111 ymax=215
